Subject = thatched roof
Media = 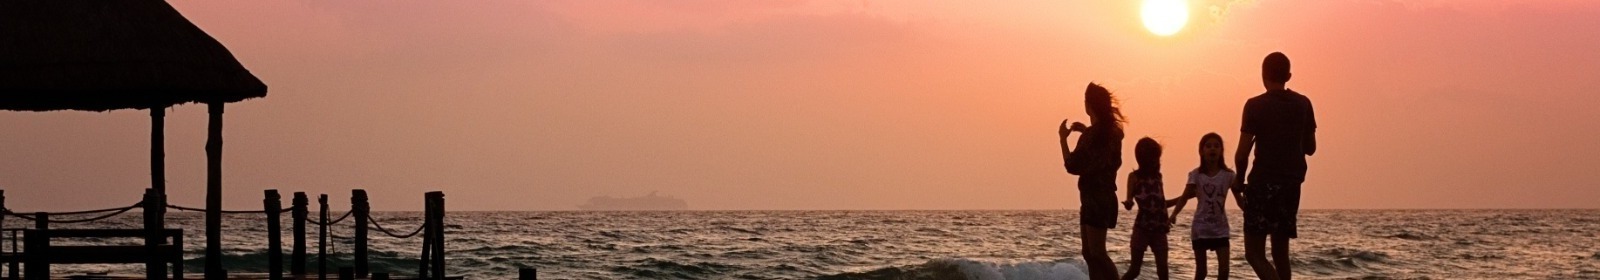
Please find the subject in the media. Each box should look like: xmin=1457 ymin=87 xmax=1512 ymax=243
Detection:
xmin=0 ymin=0 xmax=267 ymax=112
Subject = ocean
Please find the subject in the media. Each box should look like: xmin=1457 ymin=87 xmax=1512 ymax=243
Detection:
xmin=16 ymin=210 xmax=1600 ymax=279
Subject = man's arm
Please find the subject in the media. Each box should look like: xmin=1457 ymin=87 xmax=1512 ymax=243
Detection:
xmin=1234 ymin=132 xmax=1255 ymax=184
xmin=1304 ymin=131 xmax=1317 ymax=156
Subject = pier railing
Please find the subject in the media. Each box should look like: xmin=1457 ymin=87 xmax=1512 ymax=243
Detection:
xmin=0 ymin=189 xmax=448 ymax=280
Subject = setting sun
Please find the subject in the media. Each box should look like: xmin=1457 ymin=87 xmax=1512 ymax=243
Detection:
xmin=1141 ymin=0 xmax=1189 ymax=36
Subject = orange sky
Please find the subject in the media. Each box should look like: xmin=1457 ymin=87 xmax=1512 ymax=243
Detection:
xmin=3 ymin=0 xmax=1598 ymax=210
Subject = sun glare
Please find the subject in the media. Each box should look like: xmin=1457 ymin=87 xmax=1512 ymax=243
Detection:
xmin=1141 ymin=0 xmax=1189 ymax=36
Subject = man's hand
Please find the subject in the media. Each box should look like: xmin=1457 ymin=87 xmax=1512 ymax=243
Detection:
xmin=1122 ymin=200 xmax=1134 ymax=210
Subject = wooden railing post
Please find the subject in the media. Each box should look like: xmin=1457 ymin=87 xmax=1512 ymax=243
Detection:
xmin=264 ymin=190 xmax=283 ymax=280
xmin=317 ymin=194 xmax=329 ymax=280
xmin=519 ymin=268 xmax=537 ymax=280
xmin=0 ymin=189 xmax=10 ymax=280
xmin=24 ymin=213 xmax=47 ymax=280
xmin=418 ymin=194 xmax=432 ymax=279
xmin=292 ymin=192 xmax=308 ymax=277
xmin=144 ymin=188 xmax=168 ymax=280
xmin=351 ymin=189 xmax=369 ymax=278
xmin=428 ymin=191 xmax=445 ymax=279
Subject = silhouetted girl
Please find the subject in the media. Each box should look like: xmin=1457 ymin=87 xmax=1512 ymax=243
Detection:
xmin=1168 ymin=133 xmax=1242 ymax=280
xmin=1122 ymin=137 xmax=1170 ymax=280
xmin=1059 ymin=83 xmax=1126 ymax=280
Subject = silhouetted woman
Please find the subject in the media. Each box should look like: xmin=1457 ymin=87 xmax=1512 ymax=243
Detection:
xmin=1059 ymin=82 xmax=1127 ymax=280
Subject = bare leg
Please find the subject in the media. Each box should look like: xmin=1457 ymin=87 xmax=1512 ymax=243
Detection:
xmin=1121 ymin=246 xmax=1145 ymax=280
xmin=1155 ymin=246 xmax=1170 ymax=280
xmin=1244 ymin=233 xmax=1278 ymax=280
xmin=1217 ymin=246 xmax=1231 ymax=280
xmin=1082 ymin=224 xmax=1119 ymax=280
xmin=1272 ymin=235 xmax=1291 ymax=280
xmin=1194 ymin=247 xmax=1208 ymax=280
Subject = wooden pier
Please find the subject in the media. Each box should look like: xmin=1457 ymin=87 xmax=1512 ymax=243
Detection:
xmin=0 ymin=189 xmax=459 ymax=280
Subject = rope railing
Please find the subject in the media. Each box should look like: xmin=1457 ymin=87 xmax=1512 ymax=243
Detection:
xmin=165 ymin=203 xmax=294 ymax=214
xmin=368 ymin=218 xmax=426 ymax=239
xmin=0 ymin=202 xmax=143 ymax=224
xmin=310 ymin=211 xmax=353 ymax=226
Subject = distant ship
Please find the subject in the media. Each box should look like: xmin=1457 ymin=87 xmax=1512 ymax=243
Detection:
xmin=577 ymin=191 xmax=688 ymax=211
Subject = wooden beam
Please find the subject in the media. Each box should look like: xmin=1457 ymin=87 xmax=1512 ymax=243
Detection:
xmin=205 ymin=103 xmax=224 ymax=280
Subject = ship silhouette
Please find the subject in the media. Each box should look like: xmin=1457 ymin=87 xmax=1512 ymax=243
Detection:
xmin=577 ymin=191 xmax=688 ymax=211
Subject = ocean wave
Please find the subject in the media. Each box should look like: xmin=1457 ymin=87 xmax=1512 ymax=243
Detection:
xmin=609 ymin=257 xmax=741 ymax=280
xmin=183 ymin=250 xmax=419 ymax=275
xmin=818 ymin=258 xmax=1088 ymax=280
xmin=1318 ymin=248 xmax=1391 ymax=263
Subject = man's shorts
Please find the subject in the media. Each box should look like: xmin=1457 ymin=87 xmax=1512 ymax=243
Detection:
xmin=1244 ymin=182 xmax=1301 ymax=238
xmin=1079 ymin=187 xmax=1119 ymax=229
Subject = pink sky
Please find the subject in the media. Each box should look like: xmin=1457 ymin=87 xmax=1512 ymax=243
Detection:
xmin=3 ymin=0 xmax=1597 ymax=210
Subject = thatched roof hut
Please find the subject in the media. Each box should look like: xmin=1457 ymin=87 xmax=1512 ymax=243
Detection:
xmin=0 ymin=1 xmax=266 ymax=278
xmin=0 ymin=0 xmax=266 ymax=111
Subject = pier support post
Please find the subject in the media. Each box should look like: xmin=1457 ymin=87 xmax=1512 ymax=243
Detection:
xmin=24 ymin=213 xmax=47 ymax=280
xmin=318 ymin=194 xmax=329 ymax=280
xmin=351 ymin=189 xmax=370 ymax=278
xmin=265 ymin=190 xmax=283 ymax=280
xmin=427 ymin=191 xmax=445 ymax=279
xmin=519 ymin=268 xmax=537 ymax=280
xmin=204 ymin=103 xmax=225 ymax=280
xmin=144 ymin=188 xmax=168 ymax=280
xmin=292 ymin=192 xmax=309 ymax=277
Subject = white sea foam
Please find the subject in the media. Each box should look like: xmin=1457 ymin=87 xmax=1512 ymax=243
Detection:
xmin=938 ymin=258 xmax=1090 ymax=280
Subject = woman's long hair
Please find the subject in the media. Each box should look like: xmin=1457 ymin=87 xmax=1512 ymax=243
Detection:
xmin=1198 ymin=133 xmax=1232 ymax=172
xmin=1084 ymin=83 xmax=1126 ymax=130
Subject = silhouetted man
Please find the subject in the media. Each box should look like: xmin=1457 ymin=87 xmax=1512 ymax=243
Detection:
xmin=1234 ymin=52 xmax=1316 ymax=280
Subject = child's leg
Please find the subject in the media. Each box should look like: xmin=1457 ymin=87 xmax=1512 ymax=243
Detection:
xmin=1193 ymin=246 xmax=1208 ymax=280
xmin=1122 ymin=232 xmax=1148 ymax=280
xmin=1216 ymin=245 xmax=1231 ymax=280
xmin=1155 ymin=236 xmax=1170 ymax=280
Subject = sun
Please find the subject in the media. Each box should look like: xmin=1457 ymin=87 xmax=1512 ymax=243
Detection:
xmin=1141 ymin=0 xmax=1189 ymax=36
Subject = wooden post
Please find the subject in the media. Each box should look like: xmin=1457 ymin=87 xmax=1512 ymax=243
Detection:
xmin=0 ymin=189 xmax=9 ymax=280
xmin=204 ymin=103 xmax=224 ymax=280
xmin=428 ymin=192 xmax=445 ymax=279
xmin=264 ymin=190 xmax=283 ymax=280
xmin=317 ymin=194 xmax=329 ymax=280
xmin=4 ymin=191 xmax=14 ymax=280
xmin=372 ymin=272 xmax=389 ymax=280
xmin=150 ymin=107 xmax=169 ymax=280
xmin=418 ymin=235 xmax=431 ymax=279
xmin=519 ymin=268 xmax=537 ymax=280
xmin=417 ymin=195 xmax=432 ymax=279
xmin=144 ymin=188 xmax=168 ymax=280
xmin=292 ymin=192 xmax=309 ymax=277
xmin=337 ymin=267 xmax=353 ymax=280
xmin=351 ymin=189 xmax=369 ymax=278
xmin=173 ymin=233 xmax=184 ymax=280
xmin=24 ymin=213 xmax=47 ymax=280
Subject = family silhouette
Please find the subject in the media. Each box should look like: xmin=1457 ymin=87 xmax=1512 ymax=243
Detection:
xmin=1059 ymin=52 xmax=1318 ymax=280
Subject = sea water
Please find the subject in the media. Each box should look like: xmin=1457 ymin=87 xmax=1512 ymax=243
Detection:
xmin=18 ymin=210 xmax=1600 ymax=279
